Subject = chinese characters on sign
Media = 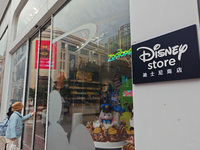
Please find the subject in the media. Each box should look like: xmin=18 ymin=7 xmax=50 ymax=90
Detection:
xmin=142 ymin=67 xmax=183 ymax=78
xmin=132 ymin=25 xmax=200 ymax=84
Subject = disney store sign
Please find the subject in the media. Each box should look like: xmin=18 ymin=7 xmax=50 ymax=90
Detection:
xmin=132 ymin=24 xmax=200 ymax=84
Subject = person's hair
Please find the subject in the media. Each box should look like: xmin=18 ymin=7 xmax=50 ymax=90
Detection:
xmin=7 ymin=106 xmax=13 ymax=119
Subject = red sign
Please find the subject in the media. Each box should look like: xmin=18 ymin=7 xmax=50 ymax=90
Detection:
xmin=35 ymin=40 xmax=57 ymax=69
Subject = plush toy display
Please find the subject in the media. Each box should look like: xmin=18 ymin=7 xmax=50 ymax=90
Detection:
xmin=85 ymin=76 xmax=134 ymax=149
xmin=99 ymin=104 xmax=113 ymax=124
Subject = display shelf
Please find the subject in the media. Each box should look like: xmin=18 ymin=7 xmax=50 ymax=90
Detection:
xmin=69 ymin=79 xmax=101 ymax=84
xmin=70 ymin=92 xmax=100 ymax=95
xmin=68 ymin=79 xmax=102 ymax=104
xmin=70 ymin=99 xmax=99 ymax=103
xmin=69 ymin=87 xmax=101 ymax=91
xmin=74 ymin=97 xmax=100 ymax=100
xmin=69 ymin=86 xmax=87 ymax=89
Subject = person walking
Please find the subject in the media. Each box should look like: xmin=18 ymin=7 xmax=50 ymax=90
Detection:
xmin=5 ymin=102 xmax=35 ymax=149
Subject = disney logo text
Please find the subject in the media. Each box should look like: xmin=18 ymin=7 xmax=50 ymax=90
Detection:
xmin=137 ymin=44 xmax=188 ymax=70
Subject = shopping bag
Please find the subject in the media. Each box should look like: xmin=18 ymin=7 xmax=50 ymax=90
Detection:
xmin=7 ymin=142 xmax=19 ymax=150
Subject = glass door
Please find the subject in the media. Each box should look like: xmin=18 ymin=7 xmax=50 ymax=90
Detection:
xmin=33 ymin=21 xmax=51 ymax=150
xmin=22 ymin=33 xmax=39 ymax=150
xmin=22 ymin=21 xmax=51 ymax=150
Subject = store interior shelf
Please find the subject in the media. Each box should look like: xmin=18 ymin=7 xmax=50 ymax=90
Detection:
xmin=69 ymin=86 xmax=101 ymax=91
xmin=69 ymin=79 xmax=101 ymax=84
xmin=68 ymin=79 xmax=102 ymax=104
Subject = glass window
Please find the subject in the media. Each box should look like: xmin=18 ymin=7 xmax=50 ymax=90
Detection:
xmin=10 ymin=43 xmax=29 ymax=148
xmin=10 ymin=43 xmax=27 ymax=104
xmin=91 ymin=52 xmax=98 ymax=58
xmin=60 ymin=52 xmax=62 ymax=59
xmin=101 ymin=55 xmax=106 ymax=61
xmin=61 ymin=42 xmax=65 ymax=49
xmin=16 ymin=0 xmax=47 ymax=38
xmin=63 ymin=53 xmax=65 ymax=60
xmin=68 ymin=44 xmax=77 ymax=52
xmin=80 ymin=49 xmax=89 ymax=56
xmin=63 ymin=62 xmax=65 ymax=70
xmin=0 ymin=29 xmax=8 ymax=111
xmin=51 ymin=0 xmax=133 ymax=150
xmin=60 ymin=61 xmax=62 ymax=70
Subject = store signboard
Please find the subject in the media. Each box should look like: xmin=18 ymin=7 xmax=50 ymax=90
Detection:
xmin=132 ymin=24 xmax=200 ymax=84
xmin=35 ymin=40 xmax=57 ymax=69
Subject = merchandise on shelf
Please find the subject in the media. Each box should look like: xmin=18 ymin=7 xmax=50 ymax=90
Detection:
xmin=68 ymin=78 xmax=101 ymax=105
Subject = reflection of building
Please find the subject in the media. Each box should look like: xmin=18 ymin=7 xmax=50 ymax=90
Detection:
xmin=106 ymin=23 xmax=132 ymax=78
xmin=10 ymin=46 xmax=27 ymax=102
xmin=28 ymin=24 xmax=132 ymax=89
xmin=29 ymin=28 xmax=109 ymax=87
xmin=106 ymin=23 xmax=131 ymax=54
xmin=106 ymin=35 xmax=119 ymax=54
xmin=119 ymin=23 xmax=131 ymax=50
xmin=53 ymin=27 xmax=108 ymax=70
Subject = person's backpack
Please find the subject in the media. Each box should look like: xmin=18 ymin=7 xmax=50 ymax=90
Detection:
xmin=0 ymin=117 xmax=9 ymax=136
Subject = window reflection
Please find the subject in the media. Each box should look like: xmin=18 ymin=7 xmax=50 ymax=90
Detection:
xmin=10 ymin=42 xmax=35 ymax=149
xmin=10 ymin=44 xmax=27 ymax=105
xmin=51 ymin=0 xmax=134 ymax=150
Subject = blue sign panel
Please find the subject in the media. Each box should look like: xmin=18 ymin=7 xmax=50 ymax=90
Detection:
xmin=132 ymin=24 xmax=200 ymax=84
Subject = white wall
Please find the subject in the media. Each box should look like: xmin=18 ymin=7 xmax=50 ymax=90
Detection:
xmin=130 ymin=0 xmax=200 ymax=150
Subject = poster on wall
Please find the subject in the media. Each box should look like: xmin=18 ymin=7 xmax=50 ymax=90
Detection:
xmin=132 ymin=24 xmax=200 ymax=84
xmin=35 ymin=40 xmax=57 ymax=69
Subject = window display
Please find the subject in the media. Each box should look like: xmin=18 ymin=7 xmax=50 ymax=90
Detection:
xmin=50 ymin=0 xmax=134 ymax=149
